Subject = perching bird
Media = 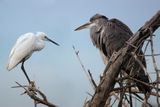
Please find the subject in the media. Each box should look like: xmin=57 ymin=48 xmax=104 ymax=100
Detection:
xmin=75 ymin=14 xmax=150 ymax=93
xmin=7 ymin=32 xmax=59 ymax=84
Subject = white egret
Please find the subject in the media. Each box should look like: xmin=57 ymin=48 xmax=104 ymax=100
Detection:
xmin=7 ymin=32 xmax=59 ymax=84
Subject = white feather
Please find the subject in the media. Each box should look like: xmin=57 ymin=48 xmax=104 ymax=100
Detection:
xmin=7 ymin=33 xmax=36 ymax=71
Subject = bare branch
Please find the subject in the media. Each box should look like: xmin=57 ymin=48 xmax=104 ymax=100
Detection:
xmin=73 ymin=45 xmax=97 ymax=91
xmin=88 ymin=70 xmax=97 ymax=89
xmin=14 ymin=82 xmax=57 ymax=107
xmin=131 ymin=52 xmax=148 ymax=76
xmin=83 ymin=97 xmax=89 ymax=107
xmin=110 ymin=92 xmax=128 ymax=107
xmin=149 ymin=29 xmax=160 ymax=106
xmin=139 ymin=53 xmax=160 ymax=57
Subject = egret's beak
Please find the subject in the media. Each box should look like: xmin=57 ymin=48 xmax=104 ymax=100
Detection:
xmin=75 ymin=22 xmax=91 ymax=31
xmin=46 ymin=37 xmax=60 ymax=46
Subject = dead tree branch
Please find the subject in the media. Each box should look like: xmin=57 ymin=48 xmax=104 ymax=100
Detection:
xmin=150 ymin=30 xmax=160 ymax=105
xmin=73 ymin=45 xmax=97 ymax=91
xmin=13 ymin=82 xmax=57 ymax=107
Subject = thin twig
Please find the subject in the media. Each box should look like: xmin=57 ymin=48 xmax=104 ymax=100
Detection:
xmin=128 ymin=84 xmax=133 ymax=107
xmin=118 ymin=87 xmax=126 ymax=107
xmin=122 ymin=76 xmax=156 ymax=90
xmin=131 ymin=52 xmax=148 ymax=76
xmin=34 ymin=100 xmax=37 ymax=107
xmin=83 ymin=97 xmax=89 ymax=107
xmin=143 ymin=39 xmax=150 ymax=54
xmin=110 ymin=92 xmax=128 ymax=107
xmin=149 ymin=29 xmax=160 ymax=106
xmin=105 ymin=96 xmax=111 ymax=107
xmin=125 ymin=89 xmax=160 ymax=97
xmin=11 ymin=85 xmax=28 ymax=88
xmin=88 ymin=70 xmax=97 ymax=89
xmin=110 ymin=97 xmax=117 ymax=107
xmin=139 ymin=53 xmax=160 ymax=57
xmin=86 ymin=92 xmax=93 ymax=97
xmin=72 ymin=45 xmax=97 ymax=91
xmin=124 ymin=94 xmax=130 ymax=104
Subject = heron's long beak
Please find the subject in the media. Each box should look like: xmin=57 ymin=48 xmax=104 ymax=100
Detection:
xmin=75 ymin=22 xmax=91 ymax=31
xmin=46 ymin=37 xmax=60 ymax=46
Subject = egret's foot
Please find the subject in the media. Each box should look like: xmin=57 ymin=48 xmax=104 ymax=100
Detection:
xmin=28 ymin=81 xmax=37 ymax=95
xmin=29 ymin=81 xmax=36 ymax=87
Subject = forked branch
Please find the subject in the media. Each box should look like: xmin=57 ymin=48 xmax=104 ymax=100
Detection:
xmin=12 ymin=82 xmax=57 ymax=107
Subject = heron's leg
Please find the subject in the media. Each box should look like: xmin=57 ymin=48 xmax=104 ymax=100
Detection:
xmin=21 ymin=59 xmax=31 ymax=84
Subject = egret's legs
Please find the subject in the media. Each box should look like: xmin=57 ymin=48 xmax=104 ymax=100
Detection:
xmin=21 ymin=59 xmax=31 ymax=84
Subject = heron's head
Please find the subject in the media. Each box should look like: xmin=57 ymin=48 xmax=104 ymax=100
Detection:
xmin=75 ymin=14 xmax=108 ymax=31
xmin=36 ymin=32 xmax=59 ymax=46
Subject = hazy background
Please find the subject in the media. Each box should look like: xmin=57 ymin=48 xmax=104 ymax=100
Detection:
xmin=0 ymin=0 xmax=160 ymax=107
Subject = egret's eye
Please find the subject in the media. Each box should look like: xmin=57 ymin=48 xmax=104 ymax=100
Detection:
xmin=44 ymin=36 xmax=47 ymax=39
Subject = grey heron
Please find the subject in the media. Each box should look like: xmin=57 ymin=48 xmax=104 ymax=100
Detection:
xmin=75 ymin=14 xmax=150 ymax=93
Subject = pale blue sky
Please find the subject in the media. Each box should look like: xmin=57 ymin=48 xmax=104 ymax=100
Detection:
xmin=0 ymin=0 xmax=160 ymax=107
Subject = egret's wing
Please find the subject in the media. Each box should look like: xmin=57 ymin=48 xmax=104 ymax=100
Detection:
xmin=7 ymin=33 xmax=34 ymax=71
xmin=9 ymin=33 xmax=33 ymax=57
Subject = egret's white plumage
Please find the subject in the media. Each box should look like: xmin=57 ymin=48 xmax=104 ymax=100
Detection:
xmin=7 ymin=32 xmax=59 ymax=71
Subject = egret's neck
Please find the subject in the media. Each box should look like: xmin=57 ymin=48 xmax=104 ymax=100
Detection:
xmin=34 ymin=37 xmax=45 ymax=51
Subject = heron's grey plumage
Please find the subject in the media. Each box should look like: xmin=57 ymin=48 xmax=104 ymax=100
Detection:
xmin=90 ymin=14 xmax=133 ymax=58
xmin=76 ymin=14 xmax=150 ymax=93
xmin=90 ymin=14 xmax=150 ymax=93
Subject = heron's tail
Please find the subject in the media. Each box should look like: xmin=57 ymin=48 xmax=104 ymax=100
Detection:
xmin=123 ymin=68 xmax=151 ymax=93
xmin=134 ymin=70 xmax=151 ymax=93
xmin=122 ymin=51 xmax=151 ymax=93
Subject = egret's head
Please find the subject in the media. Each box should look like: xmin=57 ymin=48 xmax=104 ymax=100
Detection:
xmin=75 ymin=14 xmax=108 ymax=31
xmin=37 ymin=32 xmax=47 ymax=40
xmin=36 ymin=32 xmax=59 ymax=46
